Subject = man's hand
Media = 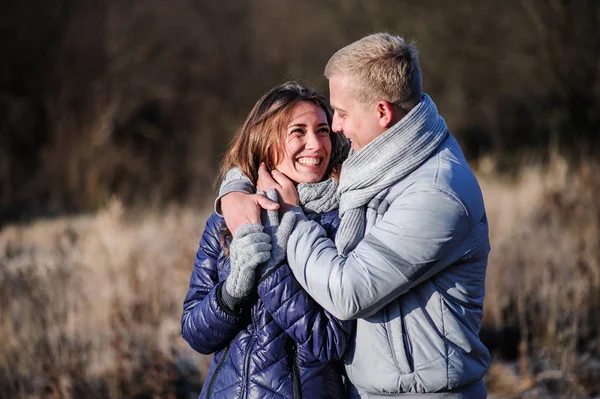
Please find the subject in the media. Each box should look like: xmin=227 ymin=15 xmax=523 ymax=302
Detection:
xmin=221 ymin=191 xmax=279 ymax=236
xmin=257 ymin=163 xmax=299 ymax=212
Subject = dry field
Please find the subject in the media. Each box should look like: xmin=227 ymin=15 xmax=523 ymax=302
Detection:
xmin=0 ymin=202 xmax=211 ymax=398
xmin=1 ymin=156 xmax=599 ymax=398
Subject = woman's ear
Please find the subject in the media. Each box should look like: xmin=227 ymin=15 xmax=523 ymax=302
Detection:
xmin=266 ymin=154 xmax=275 ymax=171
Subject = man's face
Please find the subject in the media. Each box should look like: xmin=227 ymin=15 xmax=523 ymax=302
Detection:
xmin=328 ymin=75 xmax=385 ymax=151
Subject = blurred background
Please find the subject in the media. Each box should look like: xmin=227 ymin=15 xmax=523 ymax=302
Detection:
xmin=1 ymin=0 xmax=599 ymax=398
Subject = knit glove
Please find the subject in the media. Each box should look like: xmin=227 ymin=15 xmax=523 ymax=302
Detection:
xmin=221 ymin=223 xmax=272 ymax=310
xmin=258 ymin=188 xmax=296 ymax=276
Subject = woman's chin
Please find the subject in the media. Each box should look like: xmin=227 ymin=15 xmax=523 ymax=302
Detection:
xmin=276 ymin=168 xmax=327 ymax=185
xmin=294 ymin=175 xmax=327 ymax=185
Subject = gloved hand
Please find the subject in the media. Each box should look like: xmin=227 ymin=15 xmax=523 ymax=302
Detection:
xmin=222 ymin=223 xmax=272 ymax=310
xmin=258 ymin=188 xmax=296 ymax=276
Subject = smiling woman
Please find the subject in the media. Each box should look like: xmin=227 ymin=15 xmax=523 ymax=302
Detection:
xmin=181 ymin=81 xmax=353 ymax=399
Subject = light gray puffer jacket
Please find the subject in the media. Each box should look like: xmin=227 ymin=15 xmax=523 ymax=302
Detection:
xmin=285 ymin=134 xmax=490 ymax=397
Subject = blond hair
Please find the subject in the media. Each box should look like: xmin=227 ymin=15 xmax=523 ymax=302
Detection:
xmin=324 ymin=33 xmax=422 ymax=113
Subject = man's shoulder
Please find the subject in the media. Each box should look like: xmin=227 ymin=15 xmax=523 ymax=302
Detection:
xmin=382 ymin=137 xmax=485 ymax=219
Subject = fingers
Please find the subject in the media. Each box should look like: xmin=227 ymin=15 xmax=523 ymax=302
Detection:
xmin=271 ymin=170 xmax=299 ymax=209
xmin=275 ymin=211 xmax=296 ymax=244
xmin=255 ymin=194 xmax=279 ymax=211
xmin=231 ymin=229 xmax=272 ymax=263
xmin=232 ymin=222 xmax=264 ymax=239
xmin=265 ymin=188 xmax=278 ymax=202
xmin=257 ymin=163 xmax=279 ymax=192
xmin=279 ymin=211 xmax=296 ymax=232
xmin=247 ymin=248 xmax=272 ymax=265
xmin=234 ymin=230 xmax=271 ymax=247
xmin=244 ymin=241 xmax=272 ymax=261
xmin=244 ymin=240 xmax=272 ymax=252
xmin=263 ymin=189 xmax=280 ymax=226
xmin=270 ymin=169 xmax=293 ymax=189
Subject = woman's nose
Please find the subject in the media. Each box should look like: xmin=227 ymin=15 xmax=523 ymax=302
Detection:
xmin=305 ymin=132 xmax=324 ymax=149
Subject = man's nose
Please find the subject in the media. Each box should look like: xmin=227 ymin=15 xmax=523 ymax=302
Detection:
xmin=332 ymin=113 xmax=343 ymax=133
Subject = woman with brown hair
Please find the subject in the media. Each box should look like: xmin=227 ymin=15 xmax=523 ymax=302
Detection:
xmin=181 ymin=81 xmax=351 ymax=399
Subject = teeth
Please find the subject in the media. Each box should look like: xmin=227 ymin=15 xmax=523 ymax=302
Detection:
xmin=298 ymin=157 xmax=321 ymax=166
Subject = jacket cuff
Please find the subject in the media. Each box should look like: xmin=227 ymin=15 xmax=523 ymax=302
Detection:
xmin=218 ymin=282 xmax=251 ymax=314
xmin=288 ymin=205 xmax=308 ymax=226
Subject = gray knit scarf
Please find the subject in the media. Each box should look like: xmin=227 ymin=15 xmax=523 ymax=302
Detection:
xmin=335 ymin=94 xmax=449 ymax=256
xmin=219 ymin=167 xmax=338 ymax=214
xmin=297 ymin=178 xmax=338 ymax=215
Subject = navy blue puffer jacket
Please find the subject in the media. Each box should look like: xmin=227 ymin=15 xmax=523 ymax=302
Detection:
xmin=181 ymin=210 xmax=353 ymax=399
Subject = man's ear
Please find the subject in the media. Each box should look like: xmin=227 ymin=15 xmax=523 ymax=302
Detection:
xmin=375 ymin=101 xmax=397 ymax=129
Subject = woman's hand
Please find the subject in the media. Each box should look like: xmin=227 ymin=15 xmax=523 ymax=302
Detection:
xmin=258 ymin=189 xmax=296 ymax=277
xmin=222 ymin=223 xmax=272 ymax=310
xmin=257 ymin=163 xmax=299 ymax=212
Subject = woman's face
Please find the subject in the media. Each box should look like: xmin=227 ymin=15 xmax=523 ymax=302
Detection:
xmin=273 ymin=101 xmax=332 ymax=184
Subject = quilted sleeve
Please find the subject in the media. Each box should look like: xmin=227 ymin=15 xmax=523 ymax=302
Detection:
xmin=286 ymin=185 xmax=474 ymax=320
xmin=181 ymin=212 xmax=248 ymax=354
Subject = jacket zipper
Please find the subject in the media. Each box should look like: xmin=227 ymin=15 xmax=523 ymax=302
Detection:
xmin=289 ymin=342 xmax=302 ymax=399
xmin=206 ymin=345 xmax=230 ymax=398
xmin=383 ymin=307 xmax=412 ymax=374
xmin=241 ymin=306 xmax=257 ymax=399
xmin=400 ymin=312 xmax=414 ymax=373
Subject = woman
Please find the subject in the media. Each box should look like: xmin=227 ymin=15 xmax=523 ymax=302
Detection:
xmin=181 ymin=81 xmax=352 ymax=399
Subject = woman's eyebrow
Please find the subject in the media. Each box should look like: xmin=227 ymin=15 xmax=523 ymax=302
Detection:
xmin=288 ymin=122 xmax=329 ymax=128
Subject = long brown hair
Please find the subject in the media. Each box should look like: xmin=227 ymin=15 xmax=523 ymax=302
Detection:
xmin=219 ymin=81 xmax=347 ymax=186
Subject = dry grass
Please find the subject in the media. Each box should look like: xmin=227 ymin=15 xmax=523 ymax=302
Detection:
xmin=480 ymin=154 xmax=600 ymax=398
xmin=0 ymin=199 xmax=212 ymax=398
xmin=1 ymin=156 xmax=600 ymax=398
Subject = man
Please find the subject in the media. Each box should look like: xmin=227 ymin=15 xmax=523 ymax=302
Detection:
xmin=219 ymin=33 xmax=490 ymax=398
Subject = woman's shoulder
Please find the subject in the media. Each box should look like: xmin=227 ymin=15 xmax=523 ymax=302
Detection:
xmin=199 ymin=212 xmax=227 ymax=251
xmin=202 ymin=212 xmax=225 ymax=236
xmin=311 ymin=209 xmax=340 ymax=237
xmin=320 ymin=208 xmax=340 ymax=221
xmin=305 ymin=208 xmax=339 ymax=221
xmin=206 ymin=211 xmax=225 ymax=228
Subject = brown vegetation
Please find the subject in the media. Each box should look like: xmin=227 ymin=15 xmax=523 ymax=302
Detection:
xmin=1 ymin=157 xmax=599 ymax=398
xmin=2 ymin=0 xmax=600 ymax=397
xmin=0 ymin=201 xmax=211 ymax=398
xmin=2 ymin=0 xmax=599 ymax=222
xmin=480 ymin=155 xmax=600 ymax=397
